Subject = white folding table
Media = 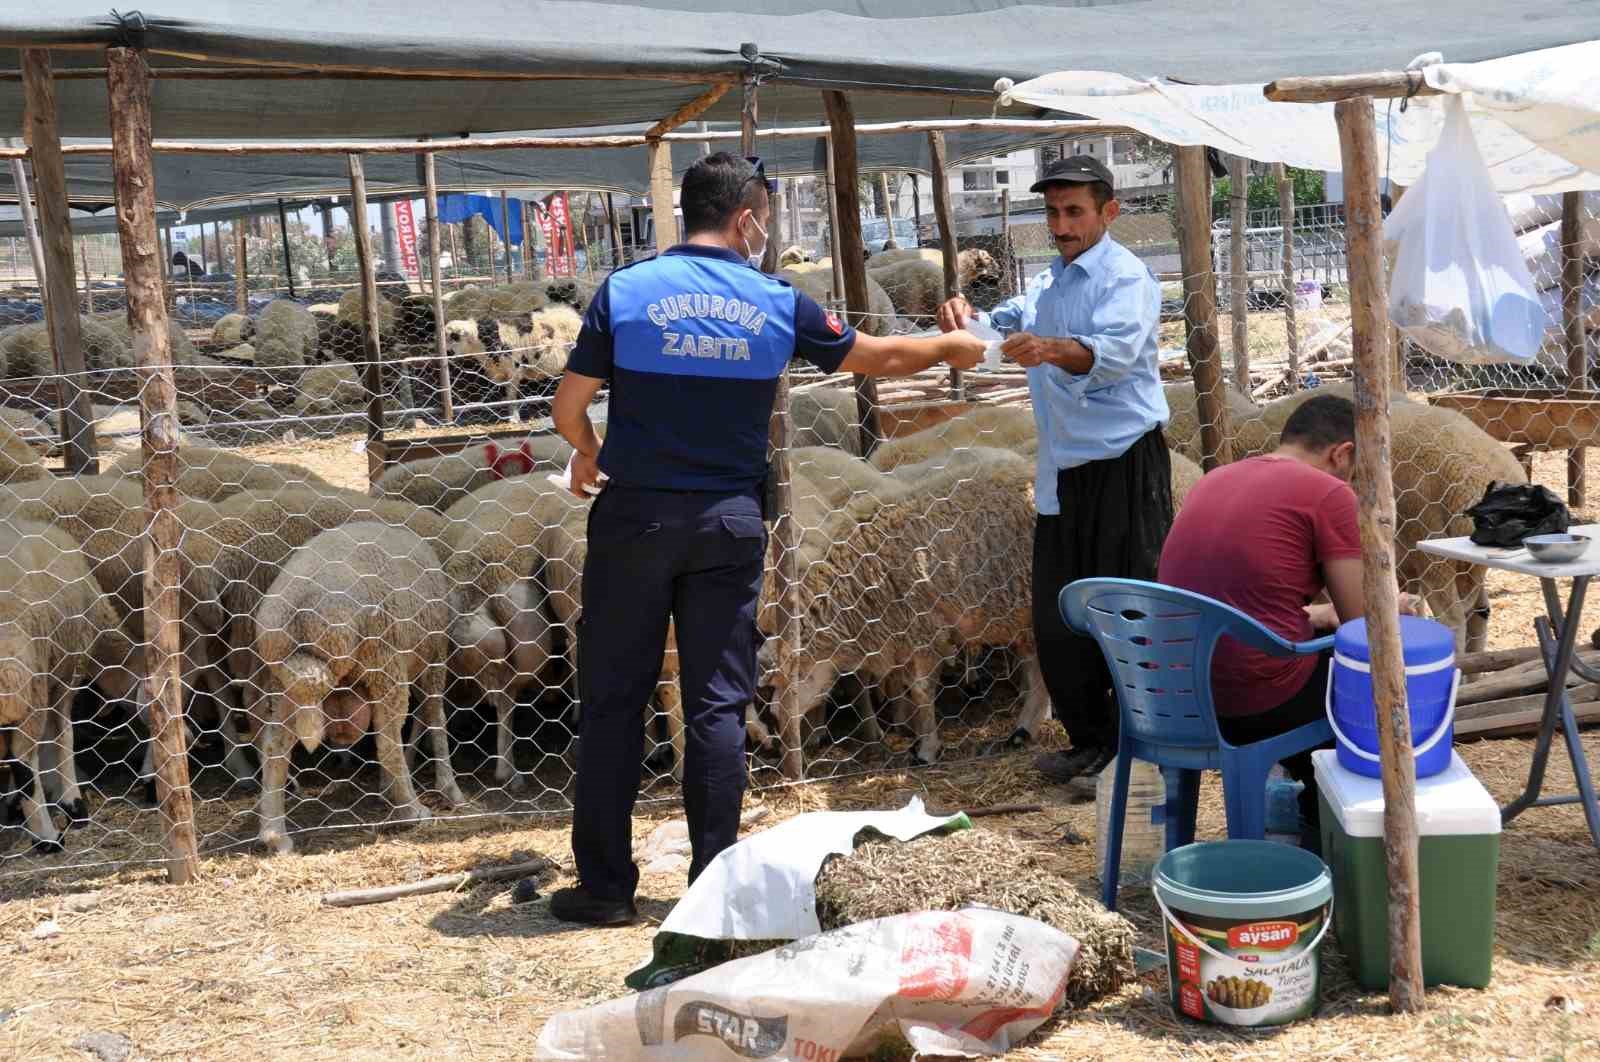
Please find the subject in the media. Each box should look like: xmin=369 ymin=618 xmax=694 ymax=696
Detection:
xmin=1420 ymin=525 xmax=1600 ymax=847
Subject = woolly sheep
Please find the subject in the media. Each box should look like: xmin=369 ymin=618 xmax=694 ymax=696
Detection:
xmin=0 ymin=315 xmax=128 ymax=377
xmin=866 ymin=404 xmax=1039 ymax=472
xmin=866 ymin=256 xmax=946 ymax=320
xmin=791 ymin=387 xmax=864 ymax=456
xmin=335 ymin=285 xmax=400 ymax=336
xmin=1170 ymin=449 xmax=1203 ymax=511
xmin=1162 ymin=381 xmax=1269 ymax=464
xmin=108 ymin=446 xmax=327 ymax=502
xmin=252 ymin=522 xmax=461 ymax=854
xmin=0 ymin=406 xmax=50 ymax=447
xmin=250 ymin=299 xmax=320 ymax=371
xmin=376 ymin=432 xmax=581 ymax=512
xmin=0 ymin=417 xmax=44 ymax=486
xmin=441 ymin=304 xmax=581 ymax=424
xmin=0 ymin=521 xmax=122 ymax=852
xmin=212 ymin=313 xmax=254 ymax=347
xmin=760 ymin=450 xmax=1047 ymax=765
xmin=867 ymin=247 xmax=1002 ymax=293
xmin=780 ymin=265 xmax=897 ymax=336
xmin=91 ymin=312 xmax=200 ymax=366
xmin=777 ymin=246 xmax=814 ymax=268
xmin=289 ymin=363 xmax=415 ymax=429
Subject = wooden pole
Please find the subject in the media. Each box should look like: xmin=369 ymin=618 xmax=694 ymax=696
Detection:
xmin=320 ymin=202 xmax=337 ymax=272
xmin=928 ymin=131 xmax=963 ymax=399
xmin=823 ymin=91 xmax=882 ymax=458
xmin=823 ymin=136 xmax=847 ymax=303
xmin=648 ymin=140 xmax=678 ymax=252
xmin=422 ymin=151 xmax=453 ymax=422
xmin=577 ymin=192 xmax=597 ymax=281
xmin=740 ymin=49 xmax=804 ymax=783
xmin=1276 ymin=163 xmax=1300 ymax=390
xmin=878 ymin=172 xmax=899 ymax=249
xmin=1265 ymin=72 xmax=1441 ymax=104
xmin=80 ymin=237 xmax=94 ymax=313
xmin=233 ymin=220 xmax=248 ymax=313
xmin=1389 ymin=183 xmax=1407 ymax=391
xmin=499 ymin=190 xmax=515 ymax=285
xmin=346 ymin=155 xmax=389 ymax=485
xmin=912 ymin=172 xmax=924 ymax=246
xmin=1173 ymin=145 xmax=1230 ymax=468
xmin=1000 ymin=187 xmax=1015 ymax=298
xmin=1566 ymin=190 xmax=1589 ymax=507
xmin=22 ymin=49 xmax=99 ymax=475
xmin=785 ymin=178 xmax=801 ymax=250
xmin=211 ymin=222 xmax=223 ymax=277
xmin=762 ymin=180 xmax=784 ymax=274
xmin=9 ymin=155 xmax=47 ymax=292
xmin=275 ymin=198 xmax=296 ymax=299
xmin=522 ymin=194 xmax=537 ymax=279
xmin=1229 ymin=154 xmax=1251 ymax=392
xmin=1336 ymin=96 xmax=1424 ymax=1014
xmin=606 ymin=192 xmax=625 ymax=269
xmin=106 ymin=46 xmax=199 ymax=885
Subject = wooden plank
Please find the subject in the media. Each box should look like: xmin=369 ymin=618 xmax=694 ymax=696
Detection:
xmin=1173 ymin=145 xmax=1230 ymax=469
xmin=928 ymin=131 xmax=963 ymax=399
xmin=107 ymin=45 xmax=199 ymax=885
xmin=422 ymin=149 xmax=453 ymax=422
xmin=1457 ymin=685 xmax=1600 ymax=725
xmin=1427 ymin=388 xmax=1600 ymax=450
xmin=1276 ymin=164 xmax=1300 ymax=390
xmin=1456 ymin=699 xmax=1600 ymax=740
xmin=22 ymin=49 xmax=98 ymax=475
xmin=1337 ymin=95 xmax=1423 ymax=1013
xmin=1458 ymin=644 xmax=1543 ymax=674
xmin=644 ymin=82 xmax=734 ymax=138
xmin=822 ymin=90 xmax=882 ymax=459
xmin=1265 ymin=71 xmax=1441 ymax=104
xmin=1566 ymin=191 xmax=1589 ymax=507
xmin=1229 ymin=153 xmax=1250 ymax=393
xmin=346 ymin=154 xmax=389 ymax=485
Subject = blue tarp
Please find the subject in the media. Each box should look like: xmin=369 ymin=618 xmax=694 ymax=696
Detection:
xmin=437 ymin=194 xmax=523 ymax=246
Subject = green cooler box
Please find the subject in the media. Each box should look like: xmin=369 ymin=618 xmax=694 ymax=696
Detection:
xmin=1314 ymin=749 xmax=1499 ymax=990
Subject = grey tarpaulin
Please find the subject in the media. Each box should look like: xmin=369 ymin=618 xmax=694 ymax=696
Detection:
xmin=0 ymin=123 xmax=1077 ymax=212
xmin=3 ymin=3 xmax=1600 ymax=137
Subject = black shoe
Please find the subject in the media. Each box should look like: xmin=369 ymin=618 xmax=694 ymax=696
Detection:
xmin=1034 ymin=746 xmax=1097 ymax=785
xmin=1064 ymin=747 xmax=1118 ymax=801
xmin=549 ymin=884 xmax=638 ymax=926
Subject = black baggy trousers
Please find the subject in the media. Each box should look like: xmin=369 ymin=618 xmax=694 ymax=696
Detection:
xmin=571 ymin=484 xmax=766 ymax=903
xmin=1031 ymin=427 xmax=1174 ymax=749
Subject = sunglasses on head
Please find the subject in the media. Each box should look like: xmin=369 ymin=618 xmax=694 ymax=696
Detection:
xmin=744 ymin=155 xmax=780 ymax=195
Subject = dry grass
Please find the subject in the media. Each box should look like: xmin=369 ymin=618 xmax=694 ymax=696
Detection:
xmin=3 ymin=726 xmax=1600 ymax=1060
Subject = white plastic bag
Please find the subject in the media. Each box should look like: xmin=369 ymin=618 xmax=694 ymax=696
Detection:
xmin=1384 ymin=95 xmax=1550 ymax=364
xmin=535 ymin=909 xmax=1079 ymax=1061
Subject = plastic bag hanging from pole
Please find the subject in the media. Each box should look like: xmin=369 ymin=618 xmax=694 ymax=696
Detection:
xmin=1383 ymin=95 xmax=1549 ymax=364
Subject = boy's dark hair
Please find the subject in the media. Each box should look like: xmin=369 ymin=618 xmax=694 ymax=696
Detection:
xmin=1280 ymin=394 xmax=1356 ymax=451
xmin=681 ymin=152 xmax=767 ymax=236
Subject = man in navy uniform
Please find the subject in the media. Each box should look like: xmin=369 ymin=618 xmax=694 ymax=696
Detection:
xmin=549 ymin=153 xmax=985 ymax=925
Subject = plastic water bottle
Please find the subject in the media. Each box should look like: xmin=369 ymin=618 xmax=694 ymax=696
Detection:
xmin=1265 ymin=763 xmax=1305 ymax=846
xmin=1095 ymin=757 xmax=1167 ymax=886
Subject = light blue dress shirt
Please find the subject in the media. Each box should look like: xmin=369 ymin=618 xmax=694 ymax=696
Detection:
xmin=984 ymin=233 xmax=1168 ymax=515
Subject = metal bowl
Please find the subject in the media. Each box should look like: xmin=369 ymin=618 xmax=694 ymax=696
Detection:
xmin=1525 ymin=533 xmax=1590 ymax=564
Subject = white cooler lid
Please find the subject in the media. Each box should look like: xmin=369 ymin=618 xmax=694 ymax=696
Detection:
xmin=1312 ymin=750 xmax=1502 ymax=837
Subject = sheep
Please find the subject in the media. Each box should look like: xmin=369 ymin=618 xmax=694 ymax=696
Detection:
xmin=91 ymin=312 xmax=200 ymax=366
xmin=791 ymin=387 xmax=864 ymax=456
xmin=780 ymin=265 xmax=898 ymax=337
xmin=760 ymin=450 xmax=1046 ymax=766
xmin=1161 ymin=382 xmax=1269 ymax=464
xmin=107 ymin=446 xmax=328 ymax=502
xmin=0 ymin=417 xmax=45 ymax=486
xmin=441 ymin=304 xmax=581 ymax=424
xmin=250 ymin=299 xmax=320 ymax=371
xmin=866 ymin=256 xmax=946 ymax=320
xmin=288 ymin=363 xmax=415 ymax=429
xmin=867 ymin=247 xmax=1003 ymax=293
xmin=541 ymin=276 xmax=598 ymax=313
xmin=0 ymin=315 xmax=128 ymax=377
xmin=0 ymin=521 xmax=122 ymax=852
xmin=252 ymin=522 xmax=460 ymax=855
xmin=212 ymin=313 xmax=254 ymax=348
xmin=777 ymin=246 xmax=814 ymax=268
xmin=866 ymin=404 xmax=1039 ymax=472
xmin=0 ymin=405 xmax=50 ymax=446
xmin=335 ymin=285 xmax=400 ymax=338
xmin=376 ymin=432 xmax=580 ymax=512
xmin=1170 ymin=449 xmax=1204 ymax=511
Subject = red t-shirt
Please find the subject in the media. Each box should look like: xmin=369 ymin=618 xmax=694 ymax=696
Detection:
xmin=1157 ymin=455 xmax=1362 ymax=717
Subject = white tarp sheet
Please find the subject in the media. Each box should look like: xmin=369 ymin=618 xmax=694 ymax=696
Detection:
xmin=999 ymin=44 xmax=1600 ymax=195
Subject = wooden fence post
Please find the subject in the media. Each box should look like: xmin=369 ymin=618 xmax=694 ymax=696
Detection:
xmin=106 ymin=45 xmax=200 ymax=885
xmin=1336 ymin=95 xmax=1425 ymax=1014
xmin=1229 ymin=154 xmax=1251 ymax=392
xmin=928 ymin=131 xmax=963 ymax=399
xmin=822 ymin=91 xmax=882 ymax=458
xmin=275 ymin=198 xmax=296 ymax=299
xmin=346 ymin=155 xmax=389 ymax=486
xmin=1173 ymin=145 xmax=1231 ymax=469
xmin=22 ymin=49 xmax=99 ymax=475
xmin=648 ymin=141 xmax=678 ymax=252
xmin=1276 ymin=163 xmax=1300 ymax=390
xmin=606 ymin=192 xmax=625 ymax=269
xmin=422 ymin=150 xmax=454 ymax=423
xmin=878 ymin=172 xmax=899 ymax=249
xmin=499 ymin=190 xmax=515 ymax=285
xmin=1565 ymin=190 xmax=1588 ymax=506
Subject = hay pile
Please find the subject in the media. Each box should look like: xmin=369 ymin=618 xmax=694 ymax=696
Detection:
xmin=814 ymin=827 xmax=1136 ymax=1005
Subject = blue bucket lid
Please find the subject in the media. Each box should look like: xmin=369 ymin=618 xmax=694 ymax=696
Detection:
xmin=1154 ymin=841 xmax=1332 ymax=919
xmin=1333 ymin=616 xmax=1455 ymax=667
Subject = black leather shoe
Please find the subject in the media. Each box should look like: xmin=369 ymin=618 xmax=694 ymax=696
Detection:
xmin=549 ymin=885 xmax=638 ymax=926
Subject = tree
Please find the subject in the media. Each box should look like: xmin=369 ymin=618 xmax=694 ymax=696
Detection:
xmin=1212 ymin=167 xmax=1325 ymax=217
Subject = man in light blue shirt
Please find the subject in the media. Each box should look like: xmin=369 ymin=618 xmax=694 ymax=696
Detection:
xmin=938 ymin=155 xmax=1173 ymax=788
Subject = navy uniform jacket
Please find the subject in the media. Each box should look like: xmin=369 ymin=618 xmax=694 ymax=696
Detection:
xmin=567 ymin=245 xmax=856 ymax=493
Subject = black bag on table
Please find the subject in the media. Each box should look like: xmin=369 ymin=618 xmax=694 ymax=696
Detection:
xmin=1465 ymin=482 xmax=1570 ymax=547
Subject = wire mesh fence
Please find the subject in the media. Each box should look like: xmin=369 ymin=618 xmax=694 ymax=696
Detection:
xmin=0 ymin=162 xmax=1595 ymax=884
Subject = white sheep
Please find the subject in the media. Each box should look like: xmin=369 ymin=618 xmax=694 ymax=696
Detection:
xmin=760 ymin=450 xmax=1046 ymax=766
xmin=867 ymin=247 xmax=1002 ymax=292
xmin=377 ymin=432 xmax=580 ymax=512
xmin=867 ymin=404 xmax=1039 ymax=473
xmin=0 ymin=520 xmax=122 ymax=852
xmin=91 ymin=312 xmax=200 ymax=367
xmin=212 ymin=313 xmax=254 ymax=348
xmin=790 ymin=387 xmax=866 ymax=456
xmin=108 ymin=446 xmax=327 ymax=502
xmin=250 ymin=299 xmax=321 ymax=371
xmin=0 ymin=315 xmax=129 ymax=377
xmin=1161 ymin=381 xmax=1269 ymax=465
xmin=252 ymin=522 xmax=461 ymax=855
xmin=780 ymin=265 xmax=898 ymax=337
xmin=441 ymin=305 xmax=580 ymax=424
xmin=0 ymin=416 xmax=45 ymax=486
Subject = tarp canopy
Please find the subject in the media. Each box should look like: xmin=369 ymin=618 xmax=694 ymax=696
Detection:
xmin=3 ymin=3 xmax=1599 ymax=138
xmin=0 ymin=122 xmax=1074 ymax=212
xmin=999 ymin=43 xmax=1600 ymax=195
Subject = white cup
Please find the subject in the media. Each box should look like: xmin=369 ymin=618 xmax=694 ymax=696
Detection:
xmin=982 ymin=340 xmax=1004 ymax=370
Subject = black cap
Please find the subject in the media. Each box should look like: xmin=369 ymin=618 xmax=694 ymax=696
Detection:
xmin=1030 ymin=155 xmax=1115 ymax=195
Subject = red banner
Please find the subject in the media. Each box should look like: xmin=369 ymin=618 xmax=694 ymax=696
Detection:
xmin=545 ymin=192 xmax=576 ymax=276
xmin=393 ymin=199 xmax=420 ymax=279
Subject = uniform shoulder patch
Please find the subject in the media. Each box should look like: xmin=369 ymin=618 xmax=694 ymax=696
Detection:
xmin=824 ymin=310 xmax=845 ymax=336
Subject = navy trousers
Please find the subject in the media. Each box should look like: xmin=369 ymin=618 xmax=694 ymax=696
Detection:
xmin=571 ymin=484 xmax=767 ymax=903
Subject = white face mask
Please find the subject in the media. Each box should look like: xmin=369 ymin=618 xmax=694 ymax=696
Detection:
xmin=741 ymin=214 xmax=769 ymax=269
